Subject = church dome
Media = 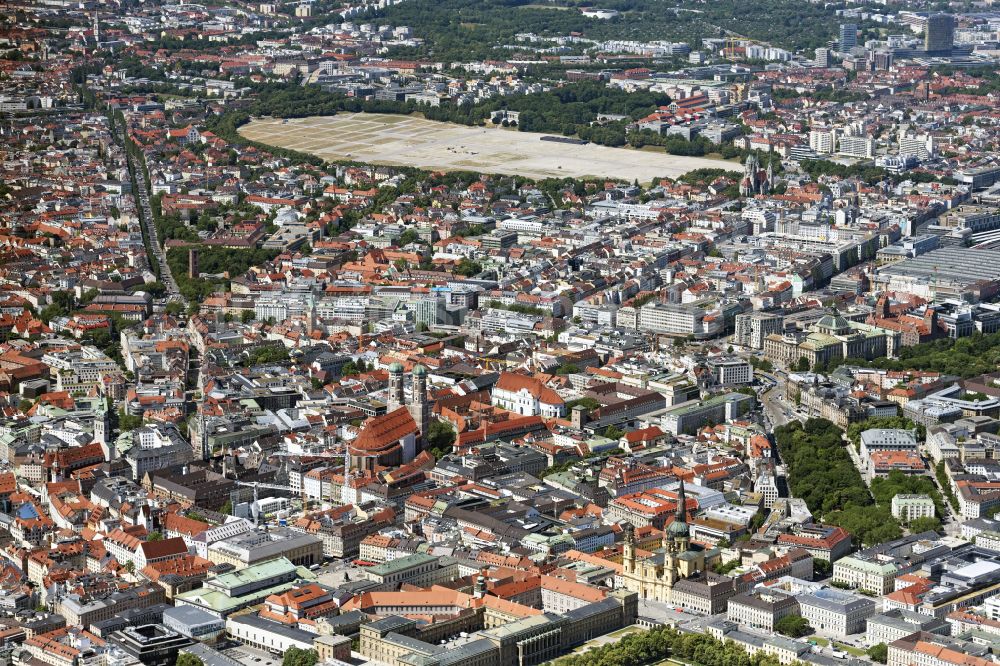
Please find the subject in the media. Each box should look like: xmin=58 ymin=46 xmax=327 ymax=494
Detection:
xmin=412 ymin=364 xmax=427 ymax=377
xmin=667 ymin=518 xmax=689 ymax=535
xmin=817 ymin=312 xmax=851 ymax=333
xmin=388 ymin=362 xmax=404 ymax=373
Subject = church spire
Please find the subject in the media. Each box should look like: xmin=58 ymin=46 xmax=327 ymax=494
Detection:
xmin=664 ymin=479 xmax=691 ymax=552
xmin=623 ymin=523 xmax=636 ymax=574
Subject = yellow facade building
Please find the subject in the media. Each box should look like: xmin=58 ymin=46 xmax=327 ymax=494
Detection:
xmin=619 ymin=481 xmax=721 ymax=602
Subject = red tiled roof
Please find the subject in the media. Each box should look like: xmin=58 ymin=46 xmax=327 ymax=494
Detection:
xmin=139 ymin=537 xmax=188 ymax=560
xmin=162 ymin=512 xmax=209 ymax=537
xmin=350 ymin=407 xmax=418 ymax=452
xmin=494 ymin=372 xmax=564 ymax=406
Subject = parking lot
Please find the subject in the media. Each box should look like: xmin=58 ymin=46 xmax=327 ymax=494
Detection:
xmin=224 ymin=645 xmax=280 ymax=666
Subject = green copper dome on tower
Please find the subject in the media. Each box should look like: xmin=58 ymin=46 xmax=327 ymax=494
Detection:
xmin=667 ymin=479 xmax=689 ymax=535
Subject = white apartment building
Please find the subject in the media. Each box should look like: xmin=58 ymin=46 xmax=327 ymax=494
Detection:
xmin=899 ymin=132 xmax=934 ymax=160
xmin=974 ymin=531 xmax=1000 ymax=553
xmin=742 ymin=208 xmax=776 ymax=235
xmin=726 ymin=589 xmax=799 ymax=631
xmin=799 ymin=588 xmax=876 ymax=638
xmin=124 ymin=424 xmax=192 ymax=481
xmin=316 ymin=297 xmax=368 ymax=323
xmin=838 ymin=135 xmax=875 ymax=159
xmin=734 ymin=311 xmax=784 ymax=350
xmin=754 ymin=469 xmax=780 ymax=509
xmin=616 ymin=306 xmax=638 ymax=329
xmin=891 ymin=494 xmax=936 ymax=522
xmin=43 ymin=346 xmax=121 ymax=391
xmin=833 ymin=556 xmax=899 ymax=595
xmin=709 ymin=357 xmax=753 ymax=386
xmin=254 ymin=298 xmax=289 ymax=323
xmin=539 ymin=578 xmax=604 ymax=614
xmin=477 ymin=308 xmax=542 ymax=334
xmin=497 ymin=217 xmax=547 ymax=234
xmin=637 ymin=301 xmax=725 ymax=338
xmin=302 ymin=467 xmax=336 ymax=501
xmin=226 ymin=614 xmax=314 ymax=655
xmin=809 ymin=129 xmax=836 ymax=154
xmin=983 ymin=595 xmax=1000 ymax=621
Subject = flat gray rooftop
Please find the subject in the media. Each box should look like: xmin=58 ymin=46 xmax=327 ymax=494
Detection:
xmin=877 ymin=246 xmax=1000 ymax=285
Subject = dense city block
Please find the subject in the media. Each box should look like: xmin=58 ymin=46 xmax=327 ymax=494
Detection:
xmin=4 ymin=2 xmax=1000 ymax=666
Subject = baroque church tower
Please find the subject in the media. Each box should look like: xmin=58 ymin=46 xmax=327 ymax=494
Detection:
xmin=387 ymin=362 xmax=431 ymax=444
xmin=620 ymin=480 xmax=720 ymax=603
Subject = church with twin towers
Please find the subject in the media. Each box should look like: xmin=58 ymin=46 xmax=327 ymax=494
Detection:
xmin=387 ymin=361 xmax=431 ymax=441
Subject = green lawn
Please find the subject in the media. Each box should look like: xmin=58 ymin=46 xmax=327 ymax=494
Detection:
xmin=607 ymin=626 xmax=643 ymax=638
xmin=834 ymin=643 xmax=866 ymax=657
xmin=570 ymin=626 xmax=644 ymax=654
xmin=807 ymin=637 xmax=863 ymax=656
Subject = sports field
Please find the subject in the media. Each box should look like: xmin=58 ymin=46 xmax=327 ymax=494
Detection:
xmin=239 ymin=113 xmax=732 ymax=182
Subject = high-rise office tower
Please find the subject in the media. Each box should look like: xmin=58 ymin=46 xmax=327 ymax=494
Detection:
xmin=924 ymin=13 xmax=954 ymax=55
xmin=872 ymin=50 xmax=894 ymax=71
xmin=839 ymin=23 xmax=858 ymax=52
xmin=815 ymin=47 xmax=832 ymax=67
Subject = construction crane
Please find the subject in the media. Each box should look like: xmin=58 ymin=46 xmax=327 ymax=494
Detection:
xmin=233 ymin=479 xmax=306 ymax=525
xmin=723 ymin=35 xmax=759 ymax=61
xmin=234 ymin=480 xmax=301 ymax=503
xmin=477 ymin=356 xmax=515 ymax=371
xmin=265 ymin=448 xmax=382 ymax=504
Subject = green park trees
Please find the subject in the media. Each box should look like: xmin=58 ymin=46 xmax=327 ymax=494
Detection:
xmin=867 ymin=643 xmax=888 ymax=664
xmin=844 ymin=330 xmax=1000 ymax=378
xmin=454 ymin=258 xmax=483 ymax=277
xmin=282 ymin=648 xmax=318 ymax=666
xmin=244 ymin=345 xmax=290 ymax=366
xmin=778 ymin=419 xmax=947 ymax=543
xmin=908 ymin=516 xmax=943 ymax=534
xmin=936 ymin=461 xmax=960 ymax=512
xmin=774 ymin=614 xmax=811 ymax=638
xmin=774 ymin=419 xmax=901 ymax=546
xmin=426 ymin=419 xmax=456 ymax=459
xmin=551 ymin=625 xmax=784 ymax=666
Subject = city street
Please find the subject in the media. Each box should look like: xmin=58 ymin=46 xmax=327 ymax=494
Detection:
xmin=756 ymin=370 xmax=794 ymax=429
xmin=121 ymin=126 xmax=186 ymax=306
